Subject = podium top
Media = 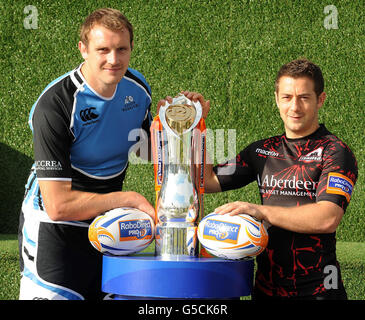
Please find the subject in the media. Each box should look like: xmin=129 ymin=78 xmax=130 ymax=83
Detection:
xmin=102 ymin=254 xmax=254 ymax=299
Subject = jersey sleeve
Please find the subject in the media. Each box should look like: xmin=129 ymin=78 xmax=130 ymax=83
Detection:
xmin=316 ymin=140 xmax=358 ymax=211
xmin=141 ymin=102 xmax=152 ymax=139
xmin=213 ymin=143 xmax=256 ymax=191
xmin=31 ymin=92 xmax=73 ymax=180
xmin=125 ymin=68 xmax=152 ymax=141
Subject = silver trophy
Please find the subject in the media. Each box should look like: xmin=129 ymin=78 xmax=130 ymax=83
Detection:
xmin=154 ymin=94 xmax=203 ymax=260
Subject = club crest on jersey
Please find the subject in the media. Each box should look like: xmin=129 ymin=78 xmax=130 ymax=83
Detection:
xmin=124 ymin=95 xmax=134 ymax=104
xmin=326 ymin=172 xmax=354 ymax=202
xmin=202 ymin=219 xmax=240 ymax=244
xmin=299 ymin=147 xmax=323 ymax=162
xmin=122 ymin=95 xmax=138 ymax=111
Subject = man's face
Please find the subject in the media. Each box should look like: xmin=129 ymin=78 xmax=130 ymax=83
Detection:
xmin=275 ymin=76 xmax=326 ymax=139
xmin=78 ymin=24 xmax=133 ymax=96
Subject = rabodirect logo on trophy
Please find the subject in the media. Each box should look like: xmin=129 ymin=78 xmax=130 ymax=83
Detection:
xmin=203 ymin=219 xmax=240 ymax=244
xmin=118 ymin=219 xmax=153 ymax=241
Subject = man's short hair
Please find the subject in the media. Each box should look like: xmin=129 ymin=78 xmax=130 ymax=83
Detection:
xmin=79 ymin=8 xmax=133 ymax=48
xmin=275 ymin=59 xmax=324 ymax=97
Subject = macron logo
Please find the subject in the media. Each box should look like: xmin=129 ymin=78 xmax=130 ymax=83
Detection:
xmin=256 ymin=148 xmax=279 ymax=157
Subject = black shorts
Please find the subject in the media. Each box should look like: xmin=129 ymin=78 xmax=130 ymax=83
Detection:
xmin=18 ymin=210 xmax=104 ymax=300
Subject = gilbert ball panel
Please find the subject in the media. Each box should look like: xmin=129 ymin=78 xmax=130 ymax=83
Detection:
xmin=197 ymin=213 xmax=269 ymax=260
xmin=88 ymin=215 xmax=107 ymax=252
xmin=88 ymin=207 xmax=155 ymax=256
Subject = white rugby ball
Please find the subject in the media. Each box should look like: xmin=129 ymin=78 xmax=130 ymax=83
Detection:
xmin=197 ymin=213 xmax=268 ymax=260
xmin=88 ymin=207 xmax=155 ymax=256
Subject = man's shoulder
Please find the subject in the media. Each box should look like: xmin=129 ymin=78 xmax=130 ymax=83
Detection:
xmin=234 ymin=135 xmax=283 ymax=162
xmin=123 ymin=68 xmax=151 ymax=96
xmin=246 ymin=134 xmax=283 ymax=151
xmin=319 ymin=125 xmax=356 ymax=157
xmin=35 ymin=69 xmax=78 ymax=107
xmin=29 ymin=69 xmax=79 ymax=130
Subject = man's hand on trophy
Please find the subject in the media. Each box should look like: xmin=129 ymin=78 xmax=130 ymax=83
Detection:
xmin=156 ymin=91 xmax=210 ymax=119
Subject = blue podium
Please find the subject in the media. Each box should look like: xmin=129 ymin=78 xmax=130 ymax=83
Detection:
xmin=102 ymin=254 xmax=254 ymax=299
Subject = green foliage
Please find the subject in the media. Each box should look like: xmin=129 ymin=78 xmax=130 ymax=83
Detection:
xmin=0 ymin=0 xmax=364 ymax=243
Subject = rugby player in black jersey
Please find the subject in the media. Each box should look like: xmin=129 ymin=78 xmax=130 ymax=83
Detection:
xmin=204 ymin=59 xmax=358 ymax=300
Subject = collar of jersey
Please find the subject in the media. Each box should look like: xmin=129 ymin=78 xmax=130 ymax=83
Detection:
xmin=75 ymin=63 xmax=118 ymax=101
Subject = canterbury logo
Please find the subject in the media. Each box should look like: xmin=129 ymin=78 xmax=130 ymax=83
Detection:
xmin=80 ymin=107 xmax=99 ymax=122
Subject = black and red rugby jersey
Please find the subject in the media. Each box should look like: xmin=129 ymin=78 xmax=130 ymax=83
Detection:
xmin=213 ymin=124 xmax=358 ymax=297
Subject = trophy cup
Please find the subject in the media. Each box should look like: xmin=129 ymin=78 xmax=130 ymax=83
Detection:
xmin=100 ymin=94 xmax=254 ymax=299
xmin=151 ymin=94 xmax=206 ymax=260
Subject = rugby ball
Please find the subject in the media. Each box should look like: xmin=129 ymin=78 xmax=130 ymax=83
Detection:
xmin=197 ymin=213 xmax=268 ymax=260
xmin=88 ymin=207 xmax=155 ymax=255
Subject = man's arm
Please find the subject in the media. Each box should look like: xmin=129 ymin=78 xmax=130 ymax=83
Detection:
xmin=214 ymin=200 xmax=344 ymax=234
xmin=204 ymin=158 xmax=222 ymax=193
xmin=38 ymin=180 xmax=155 ymax=221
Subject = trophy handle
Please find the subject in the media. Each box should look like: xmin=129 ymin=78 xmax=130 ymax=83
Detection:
xmin=189 ymin=99 xmax=202 ymax=131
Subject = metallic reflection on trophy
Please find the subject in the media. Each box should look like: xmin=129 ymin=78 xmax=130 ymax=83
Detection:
xmin=151 ymin=94 xmax=206 ymax=260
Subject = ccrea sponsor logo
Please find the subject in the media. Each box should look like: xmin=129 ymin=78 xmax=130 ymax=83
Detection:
xmin=119 ymin=219 xmax=152 ymax=241
xmin=257 ymin=174 xmax=317 ymax=191
xmin=203 ymin=219 xmax=240 ymax=244
xmin=35 ymin=160 xmax=63 ymax=171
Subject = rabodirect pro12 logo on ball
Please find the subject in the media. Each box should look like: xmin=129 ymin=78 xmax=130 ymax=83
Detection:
xmin=203 ymin=219 xmax=240 ymax=244
xmin=119 ymin=219 xmax=152 ymax=241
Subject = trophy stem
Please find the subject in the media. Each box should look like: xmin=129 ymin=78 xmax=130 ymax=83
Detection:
xmin=155 ymin=222 xmax=198 ymax=260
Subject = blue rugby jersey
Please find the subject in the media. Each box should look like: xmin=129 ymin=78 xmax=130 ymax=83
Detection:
xmin=23 ymin=64 xmax=152 ymax=222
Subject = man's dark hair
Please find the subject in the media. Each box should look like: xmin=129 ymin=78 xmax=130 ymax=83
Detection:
xmin=275 ymin=59 xmax=324 ymax=97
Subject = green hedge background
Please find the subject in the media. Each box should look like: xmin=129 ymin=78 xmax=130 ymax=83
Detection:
xmin=0 ymin=0 xmax=364 ymax=243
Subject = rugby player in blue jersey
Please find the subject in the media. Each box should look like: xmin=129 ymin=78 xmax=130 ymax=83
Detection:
xmin=18 ymin=8 xmax=210 ymax=300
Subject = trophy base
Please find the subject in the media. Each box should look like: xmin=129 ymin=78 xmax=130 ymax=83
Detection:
xmin=155 ymin=221 xmax=198 ymax=260
xmin=101 ymin=254 xmax=254 ymax=299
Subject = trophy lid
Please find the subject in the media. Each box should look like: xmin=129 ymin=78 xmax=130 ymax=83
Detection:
xmin=159 ymin=94 xmax=202 ymax=138
xmin=165 ymin=104 xmax=196 ymax=135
